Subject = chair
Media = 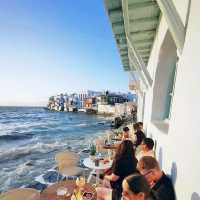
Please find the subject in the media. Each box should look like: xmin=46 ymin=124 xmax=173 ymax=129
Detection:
xmin=55 ymin=151 xmax=82 ymax=180
xmin=55 ymin=151 xmax=79 ymax=164
xmin=58 ymin=161 xmax=83 ymax=177
xmin=0 ymin=188 xmax=40 ymax=200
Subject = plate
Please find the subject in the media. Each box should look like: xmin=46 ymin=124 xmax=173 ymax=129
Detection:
xmin=82 ymin=192 xmax=93 ymax=200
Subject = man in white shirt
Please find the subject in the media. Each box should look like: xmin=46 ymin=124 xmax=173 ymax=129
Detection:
xmin=136 ymin=138 xmax=155 ymax=161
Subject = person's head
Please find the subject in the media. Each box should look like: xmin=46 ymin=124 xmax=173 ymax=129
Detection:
xmin=122 ymin=174 xmax=150 ymax=200
xmin=137 ymin=122 xmax=143 ymax=130
xmin=141 ymin=138 xmax=154 ymax=151
xmin=133 ymin=123 xmax=140 ymax=132
xmin=137 ymin=156 xmax=162 ymax=186
xmin=123 ymin=127 xmax=130 ymax=139
xmin=115 ymin=140 xmax=135 ymax=161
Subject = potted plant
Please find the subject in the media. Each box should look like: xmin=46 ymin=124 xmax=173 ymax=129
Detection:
xmin=89 ymin=144 xmax=96 ymax=160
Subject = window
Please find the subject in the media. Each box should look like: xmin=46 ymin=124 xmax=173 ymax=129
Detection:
xmin=151 ymin=31 xmax=177 ymax=121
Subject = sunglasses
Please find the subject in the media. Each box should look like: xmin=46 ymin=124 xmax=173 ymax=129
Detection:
xmin=142 ymin=170 xmax=153 ymax=176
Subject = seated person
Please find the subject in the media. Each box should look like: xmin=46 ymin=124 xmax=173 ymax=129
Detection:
xmin=133 ymin=123 xmax=146 ymax=147
xmin=104 ymin=140 xmax=138 ymax=200
xmin=136 ymin=138 xmax=155 ymax=161
xmin=122 ymin=173 xmax=150 ymax=200
xmin=137 ymin=156 xmax=175 ymax=200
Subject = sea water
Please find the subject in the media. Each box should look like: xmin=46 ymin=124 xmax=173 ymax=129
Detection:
xmin=0 ymin=107 xmax=111 ymax=191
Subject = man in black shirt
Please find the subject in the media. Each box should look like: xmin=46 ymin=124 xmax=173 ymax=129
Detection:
xmin=137 ymin=156 xmax=175 ymax=200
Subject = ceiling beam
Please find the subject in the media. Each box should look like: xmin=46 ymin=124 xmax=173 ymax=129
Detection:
xmin=129 ymin=17 xmax=159 ymax=26
xmin=128 ymin=1 xmax=158 ymax=10
xmin=108 ymin=7 xmax=122 ymax=15
xmin=133 ymin=38 xmax=154 ymax=44
xmin=131 ymin=29 xmax=155 ymax=36
xmin=112 ymin=21 xmax=124 ymax=27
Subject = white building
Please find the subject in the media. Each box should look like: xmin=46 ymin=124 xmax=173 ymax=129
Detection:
xmin=76 ymin=90 xmax=103 ymax=108
xmin=105 ymin=0 xmax=200 ymax=199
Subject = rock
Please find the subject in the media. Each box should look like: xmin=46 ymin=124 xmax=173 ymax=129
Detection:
xmin=26 ymin=181 xmax=47 ymax=191
xmin=113 ymin=117 xmax=123 ymax=129
xmin=81 ymin=149 xmax=90 ymax=154
xmin=43 ymin=171 xmax=63 ymax=183
xmin=25 ymin=161 xmax=34 ymax=166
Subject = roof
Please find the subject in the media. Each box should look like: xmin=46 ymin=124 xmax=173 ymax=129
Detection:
xmin=104 ymin=0 xmax=161 ymax=72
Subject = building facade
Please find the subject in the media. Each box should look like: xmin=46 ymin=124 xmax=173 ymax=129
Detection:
xmin=105 ymin=0 xmax=200 ymax=199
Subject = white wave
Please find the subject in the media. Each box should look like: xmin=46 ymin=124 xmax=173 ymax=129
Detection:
xmin=15 ymin=163 xmax=31 ymax=175
xmin=35 ymin=174 xmax=46 ymax=184
xmin=74 ymin=123 xmax=88 ymax=127
xmin=0 ymin=141 xmax=67 ymax=161
xmin=35 ymin=168 xmax=57 ymax=185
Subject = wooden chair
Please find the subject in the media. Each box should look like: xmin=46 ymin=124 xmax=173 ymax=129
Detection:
xmin=55 ymin=151 xmax=82 ymax=180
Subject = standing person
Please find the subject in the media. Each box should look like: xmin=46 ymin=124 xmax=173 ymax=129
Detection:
xmin=104 ymin=140 xmax=138 ymax=200
xmin=122 ymin=174 xmax=150 ymax=200
xmin=133 ymin=123 xmax=146 ymax=147
xmin=137 ymin=156 xmax=176 ymax=200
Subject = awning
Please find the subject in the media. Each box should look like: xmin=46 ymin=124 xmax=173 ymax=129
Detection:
xmin=104 ymin=0 xmax=161 ymax=89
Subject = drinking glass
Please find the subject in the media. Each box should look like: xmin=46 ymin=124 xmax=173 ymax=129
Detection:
xmin=76 ymin=177 xmax=80 ymax=188
xmin=79 ymin=176 xmax=86 ymax=189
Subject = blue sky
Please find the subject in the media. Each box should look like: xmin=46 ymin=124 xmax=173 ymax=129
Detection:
xmin=0 ymin=0 xmax=129 ymax=106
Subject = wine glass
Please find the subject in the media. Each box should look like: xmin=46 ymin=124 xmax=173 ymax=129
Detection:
xmin=76 ymin=177 xmax=80 ymax=188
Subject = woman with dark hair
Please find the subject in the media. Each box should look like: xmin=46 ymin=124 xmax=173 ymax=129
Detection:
xmin=104 ymin=140 xmax=138 ymax=200
xmin=122 ymin=174 xmax=150 ymax=200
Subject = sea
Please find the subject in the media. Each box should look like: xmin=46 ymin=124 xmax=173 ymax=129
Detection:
xmin=0 ymin=106 xmax=112 ymax=192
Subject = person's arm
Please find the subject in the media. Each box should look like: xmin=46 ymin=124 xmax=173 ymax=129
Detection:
xmin=104 ymin=173 xmax=119 ymax=182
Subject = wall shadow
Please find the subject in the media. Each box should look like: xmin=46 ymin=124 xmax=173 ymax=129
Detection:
xmin=158 ymin=146 xmax=163 ymax=169
xmin=170 ymin=162 xmax=177 ymax=185
xmin=191 ymin=192 xmax=200 ymax=200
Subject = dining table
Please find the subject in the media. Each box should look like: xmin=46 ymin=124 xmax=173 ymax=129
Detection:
xmin=83 ymin=157 xmax=113 ymax=184
xmin=40 ymin=180 xmax=97 ymax=200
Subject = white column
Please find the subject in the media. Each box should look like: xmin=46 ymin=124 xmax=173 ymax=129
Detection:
xmin=156 ymin=0 xmax=185 ymax=54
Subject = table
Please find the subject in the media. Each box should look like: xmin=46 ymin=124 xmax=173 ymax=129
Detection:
xmin=40 ymin=180 xmax=97 ymax=200
xmin=83 ymin=158 xmax=112 ymax=184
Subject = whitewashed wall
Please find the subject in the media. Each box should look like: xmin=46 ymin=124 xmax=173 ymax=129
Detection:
xmin=97 ymin=104 xmax=115 ymax=115
xmin=142 ymin=1 xmax=200 ymax=199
